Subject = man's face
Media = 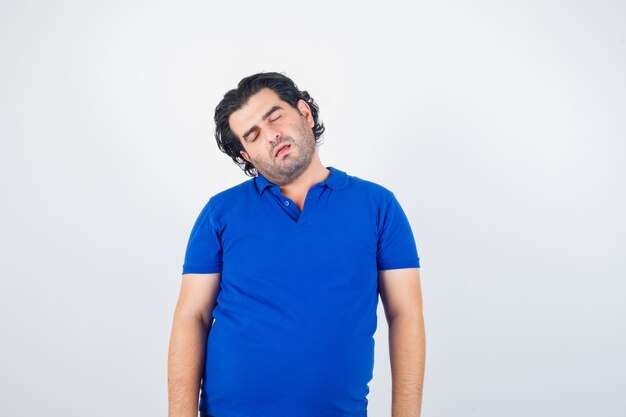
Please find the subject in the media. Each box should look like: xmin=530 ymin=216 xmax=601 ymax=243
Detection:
xmin=228 ymin=88 xmax=317 ymax=186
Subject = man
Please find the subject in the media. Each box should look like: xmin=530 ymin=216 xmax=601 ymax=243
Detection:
xmin=168 ymin=72 xmax=425 ymax=417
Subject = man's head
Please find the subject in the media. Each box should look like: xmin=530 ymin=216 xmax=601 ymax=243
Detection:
xmin=214 ymin=72 xmax=325 ymax=181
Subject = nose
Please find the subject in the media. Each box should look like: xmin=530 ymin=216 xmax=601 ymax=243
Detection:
xmin=266 ymin=127 xmax=281 ymax=144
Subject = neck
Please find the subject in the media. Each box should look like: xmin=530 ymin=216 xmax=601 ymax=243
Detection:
xmin=279 ymin=153 xmax=329 ymax=197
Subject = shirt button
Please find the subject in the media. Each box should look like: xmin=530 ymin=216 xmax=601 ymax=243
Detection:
xmin=284 ymin=201 xmax=290 ymax=206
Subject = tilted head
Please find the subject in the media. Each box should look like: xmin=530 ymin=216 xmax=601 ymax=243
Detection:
xmin=214 ymin=72 xmax=325 ymax=177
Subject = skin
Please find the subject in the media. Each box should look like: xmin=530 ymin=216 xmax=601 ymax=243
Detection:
xmin=168 ymin=273 xmax=219 ymax=417
xmin=379 ymin=267 xmax=425 ymax=417
xmin=168 ymin=87 xmax=425 ymax=417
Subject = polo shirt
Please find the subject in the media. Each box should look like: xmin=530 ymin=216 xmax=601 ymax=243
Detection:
xmin=182 ymin=166 xmax=420 ymax=417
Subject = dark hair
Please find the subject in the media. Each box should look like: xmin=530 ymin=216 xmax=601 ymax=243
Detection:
xmin=214 ymin=72 xmax=325 ymax=177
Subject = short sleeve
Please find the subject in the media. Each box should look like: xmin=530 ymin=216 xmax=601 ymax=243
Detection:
xmin=376 ymin=192 xmax=420 ymax=270
xmin=182 ymin=198 xmax=223 ymax=274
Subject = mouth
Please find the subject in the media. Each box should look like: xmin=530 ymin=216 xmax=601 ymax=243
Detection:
xmin=274 ymin=144 xmax=291 ymax=158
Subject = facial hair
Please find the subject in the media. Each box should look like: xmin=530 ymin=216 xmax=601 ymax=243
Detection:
xmin=249 ymin=118 xmax=316 ymax=186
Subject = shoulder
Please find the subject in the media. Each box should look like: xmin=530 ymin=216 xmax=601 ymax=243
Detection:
xmin=345 ymin=172 xmax=396 ymax=204
xmin=200 ymin=177 xmax=256 ymax=219
xmin=211 ymin=177 xmax=255 ymax=202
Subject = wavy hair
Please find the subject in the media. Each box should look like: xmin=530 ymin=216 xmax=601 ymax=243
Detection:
xmin=214 ymin=72 xmax=325 ymax=177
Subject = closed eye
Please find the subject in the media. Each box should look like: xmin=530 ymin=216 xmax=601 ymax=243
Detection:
xmin=269 ymin=115 xmax=281 ymax=122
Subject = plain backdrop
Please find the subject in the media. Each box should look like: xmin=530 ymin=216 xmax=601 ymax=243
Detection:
xmin=1 ymin=1 xmax=625 ymax=416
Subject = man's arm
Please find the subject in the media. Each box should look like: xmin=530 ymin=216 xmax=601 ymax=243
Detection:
xmin=168 ymin=273 xmax=221 ymax=417
xmin=378 ymin=267 xmax=425 ymax=417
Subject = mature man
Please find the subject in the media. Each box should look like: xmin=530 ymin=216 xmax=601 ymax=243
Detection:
xmin=168 ymin=72 xmax=425 ymax=417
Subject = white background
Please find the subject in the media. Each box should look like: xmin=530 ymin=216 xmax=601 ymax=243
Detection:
xmin=1 ymin=1 xmax=625 ymax=416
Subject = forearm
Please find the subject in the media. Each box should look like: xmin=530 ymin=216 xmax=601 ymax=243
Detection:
xmin=168 ymin=309 xmax=211 ymax=417
xmin=388 ymin=313 xmax=426 ymax=417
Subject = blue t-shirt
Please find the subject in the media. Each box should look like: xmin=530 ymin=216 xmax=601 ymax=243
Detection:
xmin=182 ymin=166 xmax=420 ymax=417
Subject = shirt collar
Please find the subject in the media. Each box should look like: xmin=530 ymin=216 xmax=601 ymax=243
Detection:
xmin=254 ymin=166 xmax=349 ymax=194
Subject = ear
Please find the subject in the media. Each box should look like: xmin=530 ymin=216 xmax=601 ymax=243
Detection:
xmin=240 ymin=150 xmax=250 ymax=163
xmin=296 ymin=99 xmax=315 ymax=129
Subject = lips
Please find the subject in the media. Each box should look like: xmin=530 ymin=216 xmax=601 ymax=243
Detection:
xmin=274 ymin=143 xmax=291 ymax=158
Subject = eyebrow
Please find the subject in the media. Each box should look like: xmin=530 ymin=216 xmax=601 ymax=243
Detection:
xmin=242 ymin=105 xmax=283 ymax=141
